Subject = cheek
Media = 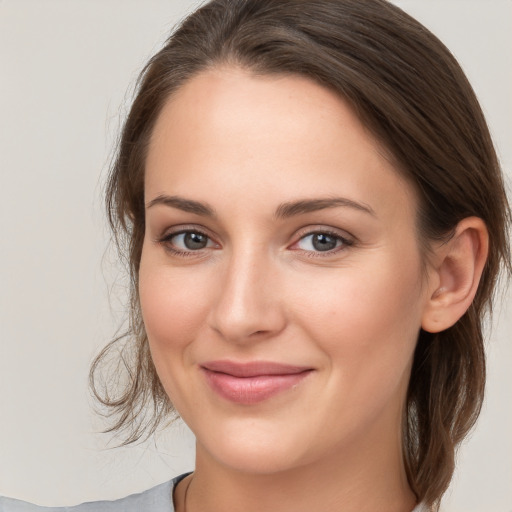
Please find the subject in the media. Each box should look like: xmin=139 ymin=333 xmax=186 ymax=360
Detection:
xmin=291 ymin=253 xmax=424 ymax=401
xmin=140 ymin=273 xmax=199 ymax=347
xmin=296 ymin=258 xmax=422 ymax=335
xmin=138 ymin=254 xmax=213 ymax=384
xmin=138 ymin=258 xmax=220 ymax=420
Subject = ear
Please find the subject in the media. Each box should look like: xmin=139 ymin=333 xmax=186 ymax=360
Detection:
xmin=421 ymin=217 xmax=489 ymax=333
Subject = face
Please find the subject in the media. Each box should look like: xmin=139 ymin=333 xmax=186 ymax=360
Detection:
xmin=140 ymin=67 xmax=433 ymax=475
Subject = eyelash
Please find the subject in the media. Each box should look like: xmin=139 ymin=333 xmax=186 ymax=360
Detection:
xmin=293 ymin=229 xmax=354 ymax=258
xmin=156 ymin=227 xmax=354 ymax=257
xmin=157 ymin=227 xmax=215 ymax=257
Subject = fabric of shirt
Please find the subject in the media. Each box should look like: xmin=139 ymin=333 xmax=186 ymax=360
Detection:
xmin=0 ymin=473 xmax=428 ymax=511
xmin=0 ymin=473 xmax=189 ymax=512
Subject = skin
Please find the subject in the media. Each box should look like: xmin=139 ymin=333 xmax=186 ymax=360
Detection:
xmin=139 ymin=67 xmax=486 ymax=512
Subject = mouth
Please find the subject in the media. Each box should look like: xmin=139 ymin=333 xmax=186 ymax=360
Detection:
xmin=200 ymin=360 xmax=314 ymax=404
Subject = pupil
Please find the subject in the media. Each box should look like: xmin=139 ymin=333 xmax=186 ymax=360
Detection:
xmin=312 ymin=233 xmax=337 ymax=251
xmin=184 ymin=232 xmax=207 ymax=250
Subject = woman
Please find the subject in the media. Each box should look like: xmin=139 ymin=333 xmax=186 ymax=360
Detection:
xmin=1 ymin=0 xmax=509 ymax=511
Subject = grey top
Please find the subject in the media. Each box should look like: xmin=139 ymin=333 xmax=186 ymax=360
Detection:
xmin=1 ymin=474 xmax=427 ymax=511
xmin=0 ymin=473 xmax=189 ymax=512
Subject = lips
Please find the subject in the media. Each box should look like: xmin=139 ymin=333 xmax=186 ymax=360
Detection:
xmin=200 ymin=360 xmax=313 ymax=404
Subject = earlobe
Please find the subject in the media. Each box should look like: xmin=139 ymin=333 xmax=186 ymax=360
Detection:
xmin=421 ymin=217 xmax=489 ymax=333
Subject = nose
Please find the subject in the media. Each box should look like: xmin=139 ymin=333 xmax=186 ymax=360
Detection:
xmin=207 ymin=247 xmax=287 ymax=343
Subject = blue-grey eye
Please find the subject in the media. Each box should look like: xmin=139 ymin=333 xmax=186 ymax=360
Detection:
xmin=297 ymin=232 xmax=343 ymax=252
xmin=170 ymin=231 xmax=212 ymax=250
xmin=184 ymin=232 xmax=208 ymax=249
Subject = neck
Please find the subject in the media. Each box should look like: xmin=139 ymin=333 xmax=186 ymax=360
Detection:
xmin=185 ymin=421 xmax=416 ymax=512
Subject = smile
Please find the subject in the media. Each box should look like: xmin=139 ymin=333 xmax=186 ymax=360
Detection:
xmin=200 ymin=360 xmax=314 ymax=404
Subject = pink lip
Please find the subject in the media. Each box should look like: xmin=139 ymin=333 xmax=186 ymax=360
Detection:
xmin=201 ymin=360 xmax=313 ymax=404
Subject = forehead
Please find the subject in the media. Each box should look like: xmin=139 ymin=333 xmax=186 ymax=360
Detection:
xmin=148 ymin=67 xmax=380 ymax=171
xmin=145 ymin=66 xmax=417 ymax=223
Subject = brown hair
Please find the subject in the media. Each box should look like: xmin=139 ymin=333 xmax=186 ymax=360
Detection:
xmin=89 ymin=0 xmax=510 ymax=509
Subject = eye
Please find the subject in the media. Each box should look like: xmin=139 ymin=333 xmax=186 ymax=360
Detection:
xmin=159 ymin=230 xmax=217 ymax=253
xmin=294 ymin=231 xmax=352 ymax=253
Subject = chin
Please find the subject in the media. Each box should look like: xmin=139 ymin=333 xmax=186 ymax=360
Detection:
xmin=196 ymin=420 xmax=316 ymax=475
xmin=206 ymin=444 xmax=305 ymax=475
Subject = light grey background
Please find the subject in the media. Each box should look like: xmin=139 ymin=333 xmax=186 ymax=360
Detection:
xmin=1 ymin=1 xmax=510 ymax=511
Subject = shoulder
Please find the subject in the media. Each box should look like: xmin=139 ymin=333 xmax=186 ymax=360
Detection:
xmin=0 ymin=473 xmax=191 ymax=512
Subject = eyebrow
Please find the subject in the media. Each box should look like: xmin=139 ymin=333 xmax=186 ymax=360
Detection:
xmin=146 ymin=194 xmax=375 ymax=218
xmin=275 ymin=197 xmax=376 ymax=218
xmin=146 ymin=195 xmax=216 ymax=217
